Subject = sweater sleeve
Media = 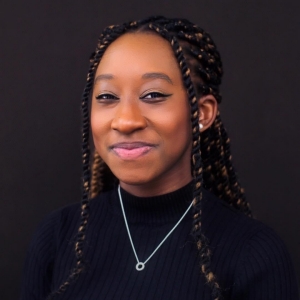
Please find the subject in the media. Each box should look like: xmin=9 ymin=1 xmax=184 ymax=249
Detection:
xmin=231 ymin=226 xmax=299 ymax=299
xmin=20 ymin=211 xmax=59 ymax=300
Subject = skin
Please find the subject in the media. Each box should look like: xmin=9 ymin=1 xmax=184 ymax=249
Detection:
xmin=91 ymin=32 xmax=217 ymax=197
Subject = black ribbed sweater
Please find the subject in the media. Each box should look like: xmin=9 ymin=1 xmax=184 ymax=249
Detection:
xmin=21 ymin=184 xmax=299 ymax=299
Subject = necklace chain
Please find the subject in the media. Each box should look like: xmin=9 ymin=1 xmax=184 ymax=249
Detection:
xmin=118 ymin=185 xmax=193 ymax=271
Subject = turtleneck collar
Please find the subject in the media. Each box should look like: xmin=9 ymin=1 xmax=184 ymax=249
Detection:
xmin=110 ymin=182 xmax=194 ymax=225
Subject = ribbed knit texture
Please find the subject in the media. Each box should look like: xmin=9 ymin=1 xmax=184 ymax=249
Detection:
xmin=20 ymin=184 xmax=299 ymax=299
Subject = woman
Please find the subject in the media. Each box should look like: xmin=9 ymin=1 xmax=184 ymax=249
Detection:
xmin=21 ymin=16 xmax=299 ymax=300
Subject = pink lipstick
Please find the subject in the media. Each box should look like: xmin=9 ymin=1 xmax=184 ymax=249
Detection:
xmin=110 ymin=142 xmax=155 ymax=160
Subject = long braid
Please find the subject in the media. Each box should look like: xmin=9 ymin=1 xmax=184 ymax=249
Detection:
xmin=144 ymin=20 xmax=222 ymax=298
xmin=90 ymin=150 xmax=105 ymax=198
xmin=217 ymin=116 xmax=251 ymax=216
xmin=48 ymin=16 xmax=252 ymax=299
xmin=154 ymin=22 xmax=222 ymax=299
xmin=46 ymin=22 xmax=139 ymax=299
xmin=168 ymin=20 xmax=250 ymax=217
xmin=90 ymin=149 xmax=117 ymax=195
xmin=46 ymin=46 xmax=97 ymax=300
xmin=199 ymin=113 xmax=251 ymax=217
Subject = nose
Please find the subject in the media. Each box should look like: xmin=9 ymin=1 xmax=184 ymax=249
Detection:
xmin=111 ymin=100 xmax=147 ymax=134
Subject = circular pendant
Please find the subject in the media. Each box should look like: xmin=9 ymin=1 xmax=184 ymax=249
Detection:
xmin=136 ymin=262 xmax=145 ymax=271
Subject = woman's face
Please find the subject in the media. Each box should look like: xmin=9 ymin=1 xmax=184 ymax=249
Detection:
xmin=91 ymin=32 xmax=193 ymax=196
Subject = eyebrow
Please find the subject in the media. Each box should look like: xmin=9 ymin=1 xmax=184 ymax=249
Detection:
xmin=94 ymin=72 xmax=173 ymax=85
xmin=142 ymin=72 xmax=173 ymax=84
xmin=94 ymin=74 xmax=114 ymax=84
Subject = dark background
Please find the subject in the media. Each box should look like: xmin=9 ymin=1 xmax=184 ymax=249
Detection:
xmin=1 ymin=1 xmax=300 ymax=299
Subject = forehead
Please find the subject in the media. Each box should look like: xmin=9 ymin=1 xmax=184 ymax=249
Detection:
xmin=96 ymin=32 xmax=182 ymax=82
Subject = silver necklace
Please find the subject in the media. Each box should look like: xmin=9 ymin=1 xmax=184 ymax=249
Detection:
xmin=118 ymin=185 xmax=193 ymax=271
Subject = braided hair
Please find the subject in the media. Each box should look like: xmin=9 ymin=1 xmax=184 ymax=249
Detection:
xmin=46 ymin=16 xmax=252 ymax=300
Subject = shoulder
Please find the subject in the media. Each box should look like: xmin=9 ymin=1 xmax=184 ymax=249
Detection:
xmin=202 ymin=190 xmax=299 ymax=298
xmin=26 ymin=189 xmax=114 ymax=260
xmin=20 ymin=190 xmax=115 ymax=299
xmin=231 ymin=221 xmax=299 ymax=298
xmin=202 ymin=189 xmax=277 ymax=240
xmin=201 ymin=189 xmax=291 ymax=256
xmin=20 ymin=205 xmax=80 ymax=299
xmin=25 ymin=202 xmax=80 ymax=266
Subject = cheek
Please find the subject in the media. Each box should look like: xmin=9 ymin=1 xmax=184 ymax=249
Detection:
xmin=91 ymin=112 xmax=100 ymax=134
xmin=164 ymin=101 xmax=191 ymax=135
xmin=90 ymin=101 xmax=111 ymax=133
xmin=90 ymin=111 xmax=101 ymax=139
xmin=90 ymin=109 xmax=109 ymax=152
xmin=157 ymin=108 xmax=192 ymax=151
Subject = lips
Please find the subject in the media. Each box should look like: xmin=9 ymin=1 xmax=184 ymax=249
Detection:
xmin=110 ymin=142 xmax=156 ymax=160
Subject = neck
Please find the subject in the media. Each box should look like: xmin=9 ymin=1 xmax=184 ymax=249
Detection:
xmin=112 ymin=181 xmax=194 ymax=224
xmin=119 ymin=175 xmax=193 ymax=197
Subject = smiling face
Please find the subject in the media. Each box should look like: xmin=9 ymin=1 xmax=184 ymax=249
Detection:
xmin=91 ymin=32 xmax=193 ymax=196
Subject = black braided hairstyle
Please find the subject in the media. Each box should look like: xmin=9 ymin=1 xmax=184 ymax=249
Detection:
xmin=46 ymin=16 xmax=252 ymax=300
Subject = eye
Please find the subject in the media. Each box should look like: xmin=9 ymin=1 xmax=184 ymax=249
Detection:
xmin=95 ymin=93 xmax=119 ymax=102
xmin=141 ymin=92 xmax=172 ymax=102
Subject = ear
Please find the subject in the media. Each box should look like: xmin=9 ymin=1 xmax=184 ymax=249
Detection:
xmin=198 ymin=95 xmax=218 ymax=132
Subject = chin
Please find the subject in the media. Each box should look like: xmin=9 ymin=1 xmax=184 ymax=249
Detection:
xmin=110 ymin=167 xmax=155 ymax=185
xmin=116 ymin=175 xmax=152 ymax=186
xmin=108 ymin=162 xmax=156 ymax=185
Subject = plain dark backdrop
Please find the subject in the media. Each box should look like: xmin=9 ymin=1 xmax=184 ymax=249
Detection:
xmin=1 ymin=1 xmax=300 ymax=299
